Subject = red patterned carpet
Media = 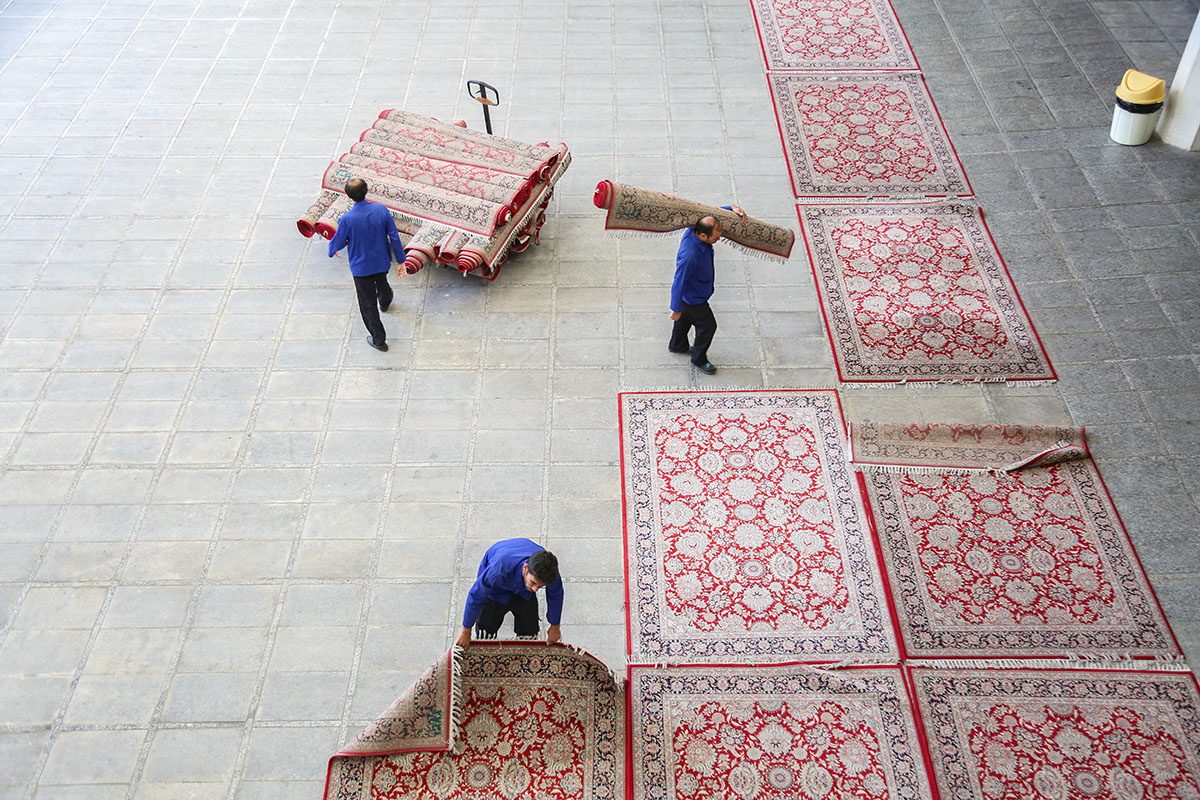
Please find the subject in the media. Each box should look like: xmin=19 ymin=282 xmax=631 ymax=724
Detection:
xmin=854 ymin=423 xmax=1179 ymax=660
xmin=910 ymin=668 xmax=1200 ymax=800
xmin=769 ymin=73 xmax=970 ymax=198
xmin=324 ymin=644 xmax=623 ymax=800
xmin=619 ymin=390 xmax=896 ymax=663
xmin=629 ymin=664 xmax=932 ymax=800
xmin=750 ymin=0 xmax=917 ymax=71
xmin=799 ymin=202 xmax=1055 ymax=383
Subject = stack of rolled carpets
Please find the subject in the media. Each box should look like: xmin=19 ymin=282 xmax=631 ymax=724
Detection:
xmin=296 ymin=110 xmax=570 ymax=281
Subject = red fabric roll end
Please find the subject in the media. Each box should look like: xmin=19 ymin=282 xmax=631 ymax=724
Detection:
xmin=404 ymin=257 xmax=424 ymax=275
xmin=315 ymin=223 xmax=335 ymax=240
xmin=378 ymin=109 xmax=394 ymax=118
xmin=297 ymin=220 xmax=315 ymax=238
xmin=453 ymin=120 xmax=467 ymax=128
xmin=593 ymin=180 xmax=613 ymax=209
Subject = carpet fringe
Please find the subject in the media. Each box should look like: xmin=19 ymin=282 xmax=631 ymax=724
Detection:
xmin=602 ymin=229 xmax=789 ymax=264
xmin=907 ymin=655 xmax=1193 ymax=672
xmin=448 ymin=645 xmax=465 ymax=751
xmin=840 ymin=378 xmax=1058 ymax=389
xmin=851 ymin=463 xmax=1002 ymax=476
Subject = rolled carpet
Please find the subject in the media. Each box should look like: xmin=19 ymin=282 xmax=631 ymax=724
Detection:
xmin=402 ymin=223 xmax=446 ymax=275
xmin=368 ymin=118 xmax=550 ymax=181
xmin=313 ymin=195 xmax=353 ymax=240
xmin=338 ymin=152 xmax=520 ymax=217
xmin=297 ymin=189 xmax=338 ymax=238
xmin=380 ymin=109 xmax=560 ymax=177
xmin=350 ymin=140 xmax=535 ymax=203
xmin=322 ymin=160 xmax=510 ymax=238
xmin=592 ymin=179 xmax=795 ymax=262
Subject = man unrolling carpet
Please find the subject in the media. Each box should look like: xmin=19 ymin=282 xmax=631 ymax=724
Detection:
xmin=455 ymin=538 xmax=562 ymax=648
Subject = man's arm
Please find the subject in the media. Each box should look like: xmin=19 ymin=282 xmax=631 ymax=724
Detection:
xmin=669 ymin=241 xmax=692 ymax=319
xmin=328 ymin=220 xmax=348 ymax=258
xmin=544 ymin=578 xmax=563 ymax=643
xmin=384 ymin=211 xmax=405 ymax=264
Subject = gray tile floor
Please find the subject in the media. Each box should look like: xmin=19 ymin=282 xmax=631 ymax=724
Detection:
xmin=0 ymin=0 xmax=1197 ymax=796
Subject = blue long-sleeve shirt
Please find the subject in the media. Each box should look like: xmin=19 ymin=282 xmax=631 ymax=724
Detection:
xmin=327 ymin=200 xmax=405 ymax=277
xmin=670 ymin=207 xmax=729 ymax=311
xmin=462 ymin=538 xmax=563 ymax=628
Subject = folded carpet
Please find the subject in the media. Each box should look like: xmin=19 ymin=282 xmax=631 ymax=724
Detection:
xmin=858 ymin=423 xmax=1181 ymax=660
xmin=750 ymin=0 xmax=917 ymax=70
xmin=619 ymin=389 xmax=895 ymax=664
xmin=592 ymin=180 xmax=795 ymax=262
xmin=799 ymin=201 xmax=1055 ymax=383
xmin=849 ymin=422 xmax=1087 ymax=473
xmin=629 ymin=664 xmax=932 ymax=800
xmin=324 ymin=643 xmax=624 ymax=800
xmin=769 ymin=72 xmax=970 ymax=198
xmin=911 ymin=668 xmax=1200 ymax=800
xmin=350 ymin=141 xmax=534 ymax=203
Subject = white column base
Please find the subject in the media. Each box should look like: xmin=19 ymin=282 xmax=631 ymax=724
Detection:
xmin=1158 ymin=9 xmax=1200 ymax=150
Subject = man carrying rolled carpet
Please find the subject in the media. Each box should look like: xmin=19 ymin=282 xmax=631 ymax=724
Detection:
xmin=328 ymin=178 xmax=405 ymax=352
xmin=455 ymin=538 xmax=563 ymax=648
xmin=669 ymin=206 xmax=748 ymax=374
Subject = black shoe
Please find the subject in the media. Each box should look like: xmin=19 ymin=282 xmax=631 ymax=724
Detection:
xmin=695 ymin=361 xmax=716 ymax=374
xmin=367 ymin=336 xmax=388 ymax=352
xmin=379 ymin=298 xmax=391 ymax=313
xmin=668 ymin=345 xmax=690 ymax=354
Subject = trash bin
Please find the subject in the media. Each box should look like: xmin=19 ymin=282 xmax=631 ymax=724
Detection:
xmin=1110 ymin=69 xmax=1166 ymax=145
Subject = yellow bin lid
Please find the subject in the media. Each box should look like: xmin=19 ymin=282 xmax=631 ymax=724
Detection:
xmin=1116 ymin=69 xmax=1165 ymax=104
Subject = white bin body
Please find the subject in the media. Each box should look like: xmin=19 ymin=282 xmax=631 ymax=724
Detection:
xmin=1110 ymin=105 xmax=1162 ymax=145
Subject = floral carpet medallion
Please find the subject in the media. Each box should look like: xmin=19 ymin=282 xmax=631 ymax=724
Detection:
xmin=769 ymin=73 xmax=970 ymax=198
xmin=910 ymin=668 xmax=1200 ymax=800
xmin=619 ymin=390 xmax=895 ymax=663
xmin=864 ymin=459 xmax=1180 ymax=659
xmin=324 ymin=644 xmax=623 ymax=800
xmin=799 ymin=202 xmax=1055 ymax=382
xmin=629 ymin=664 xmax=932 ymax=800
xmin=751 ymin=0 xmax=917 ymax=70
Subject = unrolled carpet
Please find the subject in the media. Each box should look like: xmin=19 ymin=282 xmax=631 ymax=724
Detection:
xmin=324 ymin=643 xmax=624 ymax=800
xmin=910 ymin=668 xmax=1200 ymax=800
xmin=592 ymin=180 xmax=795 ymax=262
xmin=629 ymin=664 xmax=932 ymax=800
xmin=858 ymin=423 xmax=1180 ymax=659
xmin=799 ymin=202 xmax=1055 ymax=383
xmin=750 ymin=0 xmax=917 ymax=71
xmin=769 ymin=73 xmax=970 ymax=198
xmin=619 ymin=390 xmax=895 ymax=664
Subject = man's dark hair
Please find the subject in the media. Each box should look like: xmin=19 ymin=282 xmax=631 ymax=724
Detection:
xmin=693 ymin=215 xmax=718 ymax=236
xmin=345 ymin=178 xmax=368 ymax=202
xmin=528 ymin=550 xmax=559 ymax=585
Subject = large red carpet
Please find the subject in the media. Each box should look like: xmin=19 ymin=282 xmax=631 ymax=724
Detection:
xmin=619 ymin=390 xmax=896 ymax=664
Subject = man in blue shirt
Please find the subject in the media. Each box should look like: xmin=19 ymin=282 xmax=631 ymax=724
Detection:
xmin=455 ymin=538 xmax=563 ymax=648
xmin=328 ymin=178 xmax=405 ymax=352
xmin=669 ymin=206 xmax=747 ymax=374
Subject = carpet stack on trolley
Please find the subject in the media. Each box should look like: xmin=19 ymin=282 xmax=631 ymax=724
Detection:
xmin=297 ymin=110 xmax=571 ymax=280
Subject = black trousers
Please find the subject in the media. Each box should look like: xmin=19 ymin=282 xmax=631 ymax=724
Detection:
xmin=475 ymin=595 xmax=540 ymax=638
xmin=353 ymin=271 xmax=393 ymax=343
xmin=669 ymin=300 xmax=718 ymax=365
